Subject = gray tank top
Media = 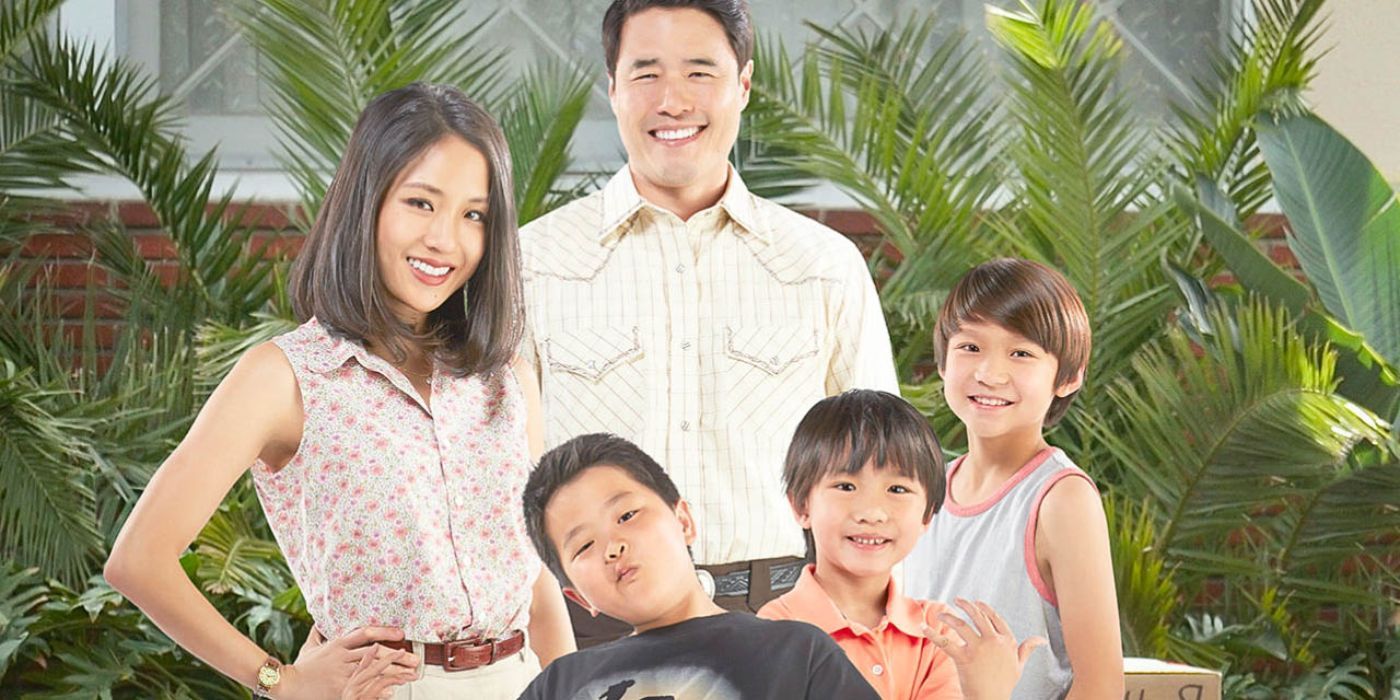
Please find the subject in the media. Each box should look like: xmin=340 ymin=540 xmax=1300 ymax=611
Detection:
xmin=902 ymin=448 xmax=1092 ymax=699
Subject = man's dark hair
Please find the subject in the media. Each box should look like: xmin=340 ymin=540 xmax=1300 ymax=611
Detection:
xmin=289 ymin=82 xmax=522 ymax=377
xmin=783 ymin=390 xmax=946 ymax=560
xmin=934 ymin=258 xmax=1092 ymax=426
xmin=602 ymin=0 xmax=754 ymax=77
xmin=523 ymin=433 xmax=682 ymax=586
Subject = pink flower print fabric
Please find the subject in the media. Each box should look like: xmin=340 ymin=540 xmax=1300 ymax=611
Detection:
xmin=251 ymin=319 xmax=539 ymax=642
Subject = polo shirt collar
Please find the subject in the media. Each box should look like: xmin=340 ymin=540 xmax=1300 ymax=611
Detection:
xmin=787 ymin=564 xmax=928 ymax=638
xmin=597 ymin=164 xmax=767 ymax=244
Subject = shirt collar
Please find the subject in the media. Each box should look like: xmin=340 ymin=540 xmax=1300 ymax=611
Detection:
xmin=299 ymin=318 xmax=434 ymax=414
xmin=597 ymin=164 xmax=767 ymax=244
xmin=786 ymin=564 xmax=927 ymax=639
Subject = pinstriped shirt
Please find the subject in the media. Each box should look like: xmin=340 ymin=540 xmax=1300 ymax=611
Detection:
xmin=519 ymin=166 xmax=899 ymax=564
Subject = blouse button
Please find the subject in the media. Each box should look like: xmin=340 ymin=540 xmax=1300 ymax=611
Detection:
xmin=872 ymin=664 xmax=884 ymax=676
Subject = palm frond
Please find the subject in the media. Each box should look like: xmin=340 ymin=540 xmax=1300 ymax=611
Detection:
xmin=1169 ymin=0 xmax=1326 ymax=221
xmin=1094 ymin=299 xmax=1388 ymax=562
xmin=235 ymin=0 xmax=510 ymax=227
xmin=1270 ymin=443 xmax=1400 ymax=607
xmin=983 ymin=0 xmax=1190 ymax=457
xmin=195 ymin=313 xmax=299 ymax=397
xmin=0 ymin=0 xmax=63 ymax=63
xmin=500 ymin=61 xmax=596 ymax=225
xmin=1107 ymin=495 xmax=1177 ymax=659
xmin=0 ymin=68 xmax=97 ymax=192
xmin=744 ymin=16 xmax=1004 ymax=374
xmin=0 ymin=359 xmax=102 ymax=583
xmin=0 ymin=563 xmax=48 ymax=675
xmin=193 ymin=505 xmax=291 ymax=598
xmin=10 ymin=33 xmax=277 ymax=328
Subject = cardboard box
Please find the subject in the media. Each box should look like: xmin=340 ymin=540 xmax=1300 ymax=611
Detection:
xmin=1123 ymin=657 xmax=1222 ymax=700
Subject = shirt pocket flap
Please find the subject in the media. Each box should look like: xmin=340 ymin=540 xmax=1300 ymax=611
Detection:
xmin=544 ymin=326 xmax=643 ymax=382
xmin=724 ymin=325 xmax=820 ymax=375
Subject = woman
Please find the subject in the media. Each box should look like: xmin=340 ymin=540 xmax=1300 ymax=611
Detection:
xmin=106 ymin=83 xmax=573 ymax=699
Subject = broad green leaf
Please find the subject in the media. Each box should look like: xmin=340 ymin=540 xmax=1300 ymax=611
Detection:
xmin=1257 ymin=112 xmax=1400 ymax=371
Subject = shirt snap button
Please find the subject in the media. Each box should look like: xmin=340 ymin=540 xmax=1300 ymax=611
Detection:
xmin=675 ymin=264 xmax=686 ymax=273
xmin=680 ymin=421 xmax=691 ymax=431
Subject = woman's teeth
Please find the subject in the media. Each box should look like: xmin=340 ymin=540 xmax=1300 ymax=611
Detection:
xmin=408 ymin=258 xmax=449 ymax=276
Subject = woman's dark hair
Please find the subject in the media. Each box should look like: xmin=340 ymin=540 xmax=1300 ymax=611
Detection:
xmin=602 ymin=0 xmax=753 ymax=77
xmin=289 ymin=82 xmax=522 ymax=376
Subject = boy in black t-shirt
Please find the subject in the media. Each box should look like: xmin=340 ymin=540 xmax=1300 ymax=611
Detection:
xmin=517 ymin=433 xmax=879 ymax=700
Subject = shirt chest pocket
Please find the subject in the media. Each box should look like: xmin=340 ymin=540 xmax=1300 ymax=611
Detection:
xmin=721 ymin=324 xmax=825 ymax=427
xmin=542 ymin=326 xmax=647 ymax=435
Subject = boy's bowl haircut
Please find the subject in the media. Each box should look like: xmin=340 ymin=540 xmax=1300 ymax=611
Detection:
xmin=933 ymin=258 xmax=1092 ymax=426
xmin=783 ymin=389 xmax=947 ymax=525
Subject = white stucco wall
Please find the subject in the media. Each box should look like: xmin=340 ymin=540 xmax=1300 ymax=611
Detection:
xmin=1308 ymin=0 xmax=1400 ymax=183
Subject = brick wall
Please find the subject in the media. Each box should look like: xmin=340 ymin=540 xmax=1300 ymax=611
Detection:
xmin=10 ymin=201 xmax=1294 ymax=354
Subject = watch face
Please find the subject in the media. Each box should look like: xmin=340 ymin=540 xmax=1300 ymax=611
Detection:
xmin=258 ymin=664 xmax=281 ymax=687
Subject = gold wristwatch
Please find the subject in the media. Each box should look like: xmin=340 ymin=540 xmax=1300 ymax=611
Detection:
xmin=253 ymin=656 xmax=282 ymax=698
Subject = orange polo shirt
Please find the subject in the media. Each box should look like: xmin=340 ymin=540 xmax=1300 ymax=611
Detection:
xmin=758 ymin=565 xmax=962 ymax=700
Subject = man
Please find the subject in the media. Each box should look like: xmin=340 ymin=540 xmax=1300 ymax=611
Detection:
xmin=518 ymin=0 xmax=898 ymax=646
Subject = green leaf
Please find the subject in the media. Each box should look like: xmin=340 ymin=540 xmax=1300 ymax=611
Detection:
xmin=1257 ymin=112 xmax=1400 ymax=372
xmin=235 ymin=0 xmax=510 ymax=227
xmin=1178 ymin=177 xmax=1312 ymax=315
xmin=500 ymin=61 xmax=596 ymax=225
xmin=0 ymin=360 xmax=103 ymax=583
xmin=743 ymin=15 xmax=1004 ymax=376
xmin=0 ymin=564 xmax=47 ymax=675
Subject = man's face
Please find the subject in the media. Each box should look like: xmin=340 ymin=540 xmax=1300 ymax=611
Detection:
xmin=545 ymin=466 xmax=701 ymax=632
xmin=608 ymin=7 xmax=752 ymax=202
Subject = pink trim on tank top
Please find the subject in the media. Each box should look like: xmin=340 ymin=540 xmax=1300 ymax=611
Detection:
xmin=1023 ymin=469 xmax=1099 ymax=607
xmin=941 ymin=447 xmax=1056 ymax=517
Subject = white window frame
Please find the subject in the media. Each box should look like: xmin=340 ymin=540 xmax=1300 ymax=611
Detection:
xmin=56 ymin=0 xmax=1243 ymax=205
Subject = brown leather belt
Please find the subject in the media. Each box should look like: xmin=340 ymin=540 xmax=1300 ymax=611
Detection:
xmin=381 ymin=629 xmax=525 ymax=672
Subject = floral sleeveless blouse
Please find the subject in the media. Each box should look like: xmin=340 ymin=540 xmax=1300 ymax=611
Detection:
xmin=251 ymin=319 xmax=538 ymax=642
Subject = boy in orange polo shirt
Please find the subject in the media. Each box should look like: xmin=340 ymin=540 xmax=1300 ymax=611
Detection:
xmin=758 ymin=389 xmax=1044 ymax=700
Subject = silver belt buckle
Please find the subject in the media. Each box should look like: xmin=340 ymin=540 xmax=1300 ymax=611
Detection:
xmin=697 ymin=568 xmax=716 ymax=599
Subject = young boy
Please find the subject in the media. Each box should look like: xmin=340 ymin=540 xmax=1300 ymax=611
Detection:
xmin=759 ymin=389 xmax=1042 ymax=700
xmin=903 ymin=258 xmax=1123 ymax=698
xmin=516 ymin=433 xmax=881 ymax=699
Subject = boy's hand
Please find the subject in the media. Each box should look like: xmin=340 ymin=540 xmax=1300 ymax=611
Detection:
xmin=927 ymin=598 xmax=1045 ymax=700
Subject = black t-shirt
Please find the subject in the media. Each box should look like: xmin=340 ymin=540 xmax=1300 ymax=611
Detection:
xmin=518 ymin=612 xmax=879 ymax=700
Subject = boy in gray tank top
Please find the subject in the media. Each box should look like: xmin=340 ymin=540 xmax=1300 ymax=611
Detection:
xmin=903 ymin=259 xmax=1124 ymax=698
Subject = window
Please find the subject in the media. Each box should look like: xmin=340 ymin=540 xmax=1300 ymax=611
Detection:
xmin=73 ymin=0 xmax=1240 ymax=200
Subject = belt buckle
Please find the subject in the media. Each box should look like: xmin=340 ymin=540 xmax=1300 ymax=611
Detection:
xmin=441 ymin=639 xmax=475 ymax=672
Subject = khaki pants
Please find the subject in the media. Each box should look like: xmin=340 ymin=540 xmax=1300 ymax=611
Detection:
xmin=390 ymin=642 xmax=540 ymax=699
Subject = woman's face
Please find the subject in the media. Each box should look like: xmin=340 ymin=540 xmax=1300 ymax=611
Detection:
xmin=375 ymin=135 xmax=491 ymax=329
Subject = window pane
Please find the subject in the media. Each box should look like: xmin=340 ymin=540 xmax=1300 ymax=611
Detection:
xmin=159 ymin=0 xmax=263 ymax=116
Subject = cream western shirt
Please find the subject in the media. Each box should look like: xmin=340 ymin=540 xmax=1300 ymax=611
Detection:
xmin=519 ymin=166 xmax=899 ymax=564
